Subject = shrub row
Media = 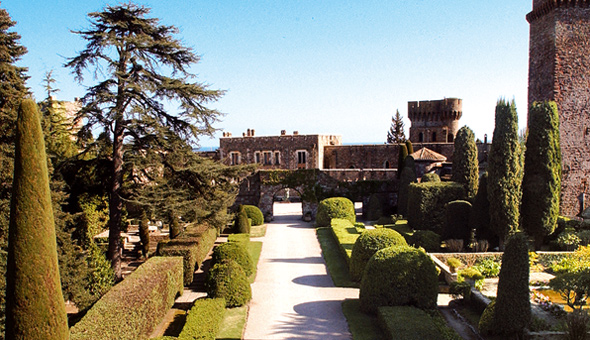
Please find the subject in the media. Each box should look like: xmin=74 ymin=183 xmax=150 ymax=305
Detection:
xmin=157 ymin=224 xmax=217 ymax=286
xmin=70 ymin=257 xmax=184 ymax=340
xmin=178 ymin=297 xmax=226 ymax=340
xmin=377 ymin=306 xmax=461 ymax=340
xmin=407 ymin=182 xmax=465 ymax=234
xmin=329 ymin=218 xmax=362 ymax=266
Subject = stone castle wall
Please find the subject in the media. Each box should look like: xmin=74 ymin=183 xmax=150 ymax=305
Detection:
xmin=528 ymin=1 xmax=590 ymax=215
xmin=408 ymin=98 xmax=462 ymax=143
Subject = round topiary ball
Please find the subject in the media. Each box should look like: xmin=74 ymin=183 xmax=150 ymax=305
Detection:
xmin=316 ymin=197 xmax=356 ymax=227
xmin=243 ymin=205 xmax=264 ymax=226
xmin=206 ymin=259 xmax=252 ymax=307
xmin=212 ymin=242 xmax=254 ymax=277
xmin=349 ymin=229 xmax=407 ymax=282
xmin=359 ymin=245 xmax=438 ymax=314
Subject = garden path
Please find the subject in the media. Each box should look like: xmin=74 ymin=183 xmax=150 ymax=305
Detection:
xmin=243 ymin=203 xmax=358 ymax=340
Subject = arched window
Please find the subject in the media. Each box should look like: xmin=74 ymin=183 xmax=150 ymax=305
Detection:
xmin=384 ymin=161 xmax=390 ymax=169
xmin=418 ymin=132 xmax=424 ymax=142
xmin=432 ymin=132 xmax=437 ymax=142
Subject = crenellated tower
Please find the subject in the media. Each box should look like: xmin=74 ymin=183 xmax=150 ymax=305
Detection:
xmin=527 ymin=0 xmax=590 ymax=215
xmin=408 ymin=98 xmax=462 ymax=143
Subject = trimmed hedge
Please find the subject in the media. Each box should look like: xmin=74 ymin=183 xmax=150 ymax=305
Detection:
xmin=350 ymin=229 xmax=407 ymax=282
xmin=360 ymin=246 xmax=438 ymax=314
xmin=316 ymin=197 xmax=356 ymax=227
xmin=421 ymin=172 xmax=441 ymax=183
xmin=243 ymin=205 xmax=264 ymax=226
xmin=70 ymin=257 xmax=184 ymax=340
xmin=206 ymin=259 xmax=252 ymax=307
xmin=212 ymin=241 xmax=254 ymax=277
xmin=444 ymin=200 xmax=472 ymax=243
xmin=157 ymin=225 xmax=217 ymax=286
xmin=407 ymin=182 xmax=466 ymax=234
xmin=178 ymin=297 xmax=226 ymax=340
xmin=408 ymin=230 xmax=440 ymax=252
xmin=378 ymin=306 xmax=460 ymax=340
xmin=330 ymin=218 xmax=362 ymax=266
xmin=366 ymin=194 xmax=383 ymax=221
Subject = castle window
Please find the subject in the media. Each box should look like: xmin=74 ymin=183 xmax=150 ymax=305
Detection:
xmin=384 ymin=161 xmax=390 ymax=169
xmin=432 ymin=132 xmax=437 ymax=142
xmin=263 ymin=151 xmax=272 ymax=165
xmin=255 ymin=152 xmax=261 ymax=164
xmin=230 ymin=152 xmax=240 ymax=165
xmin=448 ymin=134 xmax=454 ymax=142
xmin=275 ymin=152 xmax=280 ymax=165
xmin=419 ymin=132 xmax=424 ymax=142
xmin=296 ymin=150 xmax=307 ymax=169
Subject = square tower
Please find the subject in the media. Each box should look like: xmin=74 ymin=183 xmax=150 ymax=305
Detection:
xmin=527 ymin=0 xmax=590 ymax=216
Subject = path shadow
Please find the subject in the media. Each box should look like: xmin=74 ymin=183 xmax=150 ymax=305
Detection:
xmin=292 ymin=274 xmax=334 ymax=287
xmin=268 ymin=256 xmax=324 ymax=264
xmin=270 ymin=300 xmax=350 ymax=340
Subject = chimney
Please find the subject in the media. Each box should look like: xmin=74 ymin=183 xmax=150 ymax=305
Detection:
xmin=293 ymin=131 xmax=299 ymax=135
xmin=247 ymin=129 xmax=251 ymax=137
xmin=281 ymin=130 xmax=286 ymax=136
xmin=243 ymin=132 xmax=246 ymax=137
xmin=251 ymin=129 xmax=255 ymax=136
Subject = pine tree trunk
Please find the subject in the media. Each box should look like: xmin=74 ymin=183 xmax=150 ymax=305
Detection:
xmin=108 ymin=119 xmax=125 ymax=281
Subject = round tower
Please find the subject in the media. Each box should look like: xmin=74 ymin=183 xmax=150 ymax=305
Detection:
xmin=408 ymin=98 xmax=462 ymax=143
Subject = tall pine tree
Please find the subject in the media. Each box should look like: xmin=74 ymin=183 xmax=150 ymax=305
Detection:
xmin=387 ymin=109 xmax=405 ymax=144
xmin=521 ymin=101 xmax=561 ymax=249
xmin=66 ymin=3 xmax=224 ymax=279
xmin=452 ymin=126 xmax=479 ymax=198
xmin=488 ymin=99 xmax=522 ymax=245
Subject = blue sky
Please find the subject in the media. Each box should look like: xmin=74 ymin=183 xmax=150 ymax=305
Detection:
xmin=4 ymin=1 xmax=532 ymax=147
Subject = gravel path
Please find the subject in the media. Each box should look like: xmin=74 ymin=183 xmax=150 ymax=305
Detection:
xmin=243 ymin=203 xmax=358 ymax=340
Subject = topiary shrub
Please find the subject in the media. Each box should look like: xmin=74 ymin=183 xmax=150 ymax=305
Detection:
xmin=206 ymin=259 xmax=252 ymax=307
xmin=316 ymin=197 xmax=356 ymax=227
xmin=349 ymin=229 xmax=407 ymax=282
xmin=407 ymin=182 xmax=466 ymax=234
xmin=398 ymin=156 xmax=417 ymax=216
xmin=234 ymin=205 xmax=251 ymax=234
xmin=211 ymin=241 xmax=254 ymax=277
xmin=243 ymin=205 xmax=264 ymax=226
xmin=177 ymin=297 xmax=226 ymax=340
xmin=478 ymin=300 xmax=496 ymax=336
xmin=409 ymin=230 xmax=440 ymax=252
xmin=359 ymin=245 xmax=438 ymax=314
xmin=139 ymin=211 xmax=150 ymax=257
xmin=494 ymin=232 xmax=531 ymax=337
xmin=444 ymin=200 xmax=472 ymax=244
xmin=421 ymin=172 xmax=441 ymax=183
xmin=366 ymin=194 xmax=383 ymax=221
xmin=168 ymin=210 xmax=181 ymax=239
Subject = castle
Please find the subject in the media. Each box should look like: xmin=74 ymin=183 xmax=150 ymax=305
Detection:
xmin=527 ymin=0 xmax=590 ymax=215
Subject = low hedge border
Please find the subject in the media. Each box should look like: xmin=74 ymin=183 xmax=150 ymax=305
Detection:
xmin=377 ymin=306 xmax=461 ymax=340
xmin=157 ymin=225 xmax=217 ymax=286
xmin=329 ymin=218 xmax=362 ymax=266
xmin=178 ymin=297 xmax=226 ymax=340
xmin=70 ymin=256 xmax=184 ymax=340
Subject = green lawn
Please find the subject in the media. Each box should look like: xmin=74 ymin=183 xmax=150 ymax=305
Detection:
xmin=316 ymin=227 xmax=358 ymax=288
xmin=341 ymin=299 xmax=384 ymax=340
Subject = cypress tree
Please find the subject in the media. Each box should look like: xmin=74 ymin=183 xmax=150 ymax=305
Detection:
xmin=494 ymin=232 xmax=531 ymax=336
xmin=470 ymin=172 xmax=496 ymax=247
xmin=405 ymin=140 xmax=414 ymax=155
xmin=397 ymin=156 xmax=417 ymax=216
xmin=452 ymin=126 xmax=479 ymax=198
xmin=397 ymin=143 xmax=408 ymax=179
xmin=5 ymin=99 xmax=68 ymax=339
xmin=488 ymin=99 xmax=522 ymax=245
xmin=521 ymin=101 xmax=561 ymax=250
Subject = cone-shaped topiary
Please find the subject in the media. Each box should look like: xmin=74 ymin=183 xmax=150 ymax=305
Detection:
xmin=5 ymin=99 xmax=69 ymax=339
xmin=452 ymin=126 xmax=479 ymax=198
xmin=444 ymin=200 xmax=473 ymax=244
xmin=243 ymin=205 xmax=264 ymax=226
xmin=234 ymin=205 xmax=251 ymax=234
xmin=206 ymin=259 xmax=252 ymax=307
xmin=397 ymin=156 xmax=417 ymax=216
xmin=212 ymin=242 xmax=254 ymax=277
xmin=168 ymin=210 xmax=181 ymax=239
xmin=470 ymin=172 xmax=496 ymax=246
xmin=366 ymin=194 xmax=383 ymax=221
xmin=359 ymin=245 xmax=438 ymax=314
xmin=350 ymin=228 xmax=407 ymax=282
xmin=316 ymin=197 xmax=356 ymax=227
xmin=405 ymin=140 xmax=414 ymax=155
xmin=139 ymin=210 xmax=150 ymax=257
xmin=494 ymin=232 xmax=531 ymax=336
xmin=397 ymin=143 xmax=408 ymax=179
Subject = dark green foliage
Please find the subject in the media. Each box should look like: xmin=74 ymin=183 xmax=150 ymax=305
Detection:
xmin=359 ymin=246 xmax=438 ymax=313
xmin=66 ymin=3 xmax=225 ymax=279
xmin=387 ymin=109 xmax=405 ymax=144
xmin=316 ymin=197 xmax=356 ymax=227
xmin=234 ymin=205 xmax=251 ymax=234
xmin=421 ymin=173 xmax=441 ymax=183
xmin=377 ymin=306 xmax=442 ymax=340
xmin=206 ymin=259 xmax=252 ymax=307
xmin=473 ymin=258 xmax=501 ymax=278
xmin=452 ymin=126 xmax=479 ymax=198
xmin=407 ymin=182 xmax=465 ymax=234
xmin=478 ymin=300 xmax=496 ymax=336
xmin=494 ymin=233 xmax=531 ymax=336
xmin=5 ymin=99 xmax=68 ymax=339
xmin=157 ymin=225 xmax=217 ymax=286
xmin=408 ymin=230 xmax=440 ymax=252
xmin=168 ymin=211 xmax=181 ymax=239
xmin=488 ymin=99 xmax=522 ymax=244
xmin=405 ymin=140 xmax=414 ymax=155
xmin=522 ymin=101 xmax=562 ymax=249
xmin=139 ymin=211 xmax=150 ymax=257
xmin=212 ymin=242 xmax=254 ymax=277
xmin=177 ymin=298 xmax=226 ymax=340
xmin=366 ymin=193 xmax=383 ymax=221
xmin=397 ymin=156 xmax=417 ymax=216
xmin=470 ymin=172 xmax=495 ymax=244
xmin=349 ymin=229 xmax=407 ymax=282
xmin=397 ymin=143 xmax=408 ymax=179
xmin=70 ymin=257 xmax=184 ymax=340
xmin=243 ymin=205 xmax=264 ymax=226
xmin=444 ymin=200 xmax=473 ymax=244
xmin=566 ymin=310 xmax=590 ymax=340
xmin=449 ymin=281 xmax=472 ymax=300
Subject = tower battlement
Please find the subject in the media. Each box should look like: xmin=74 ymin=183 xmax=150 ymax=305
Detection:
xmin=407 ymin=98 xmax=462 ymax=143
